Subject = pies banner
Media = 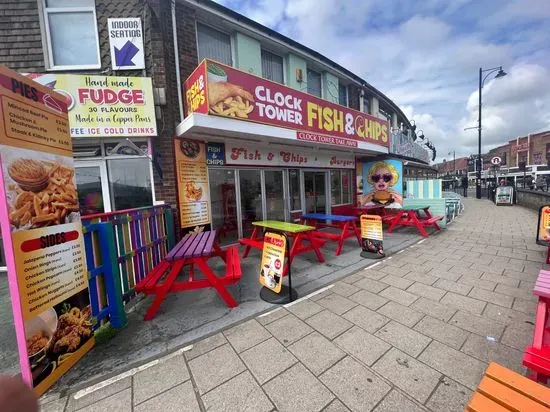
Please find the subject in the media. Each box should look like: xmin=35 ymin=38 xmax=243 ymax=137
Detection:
xmin=0 ymin=65 xmax=94 ymax=395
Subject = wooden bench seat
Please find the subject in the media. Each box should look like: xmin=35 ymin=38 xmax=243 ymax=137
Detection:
xmin=466 ymin=362 xmax=550 ymax=411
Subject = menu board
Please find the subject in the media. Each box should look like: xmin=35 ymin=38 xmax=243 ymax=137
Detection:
xmin=536 ymin=205 xmax=550 ymax=246
xmin=495 ymin=186 xmax=513 ymax=206
xmin=360 ymin=215 xmax=384 ymax=257
xmin=174 ymin=138 xmax=210 ymax=229
xmin=0 ymin=66 xmax=93 ymax=395
xmin=259 ymin=232 xmax=286 ymax=294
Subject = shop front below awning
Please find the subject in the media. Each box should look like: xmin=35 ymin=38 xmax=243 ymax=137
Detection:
xmin=176 ymin=112 xmax=389 ymax=156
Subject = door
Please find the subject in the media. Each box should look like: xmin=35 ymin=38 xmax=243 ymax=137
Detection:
xmin=264 ymin=170 xmax=286 ymax=221
xmin=304 ymin=171 xmax=328 ymax=214
xmin=75 ymin=161 xmax=111 ymax=216
xmin=239 ymin=169 xmax=262 ymax=237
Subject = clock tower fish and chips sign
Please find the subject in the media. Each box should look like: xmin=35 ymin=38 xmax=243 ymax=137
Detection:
xmin=183 ymin=60 xmax=390 ymax=150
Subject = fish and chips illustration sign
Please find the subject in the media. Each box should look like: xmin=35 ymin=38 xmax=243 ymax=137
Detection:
xmin=24 ymin=73 xmax=156 ymax=137
xmin=259 ymin=232 xmax=286 ymax=294
xmin=183 ymin=59 xmax=390 ymax=149
xmin=0 ymin=66 xmax=94 ymax=395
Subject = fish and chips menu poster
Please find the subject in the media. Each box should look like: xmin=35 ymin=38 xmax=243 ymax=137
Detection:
xmin=0 ymin=65 xmax=94 ymax=395
xmin=536 ymin=205 xmax=550 ymax=245
xmin=360 ymin=215 xmax=384 ymax=256
xmin=259 ymin=232 xmax=286 ymax=294
xmin=174 ymin=137 xmax=211 ymax=229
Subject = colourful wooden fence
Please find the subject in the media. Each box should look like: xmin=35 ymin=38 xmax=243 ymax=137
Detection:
xmin=82 ymin=205 xmax=175 ymax=328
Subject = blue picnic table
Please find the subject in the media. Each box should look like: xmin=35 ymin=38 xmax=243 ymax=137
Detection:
xmin=300 ymin=213 xmax=361 ymax=256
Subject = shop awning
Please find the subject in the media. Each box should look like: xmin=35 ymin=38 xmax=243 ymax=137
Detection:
xmin=176 ymin=113 xmax=389 ymax=155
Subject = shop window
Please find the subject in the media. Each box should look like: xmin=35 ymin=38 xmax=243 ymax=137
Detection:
xmin=331 ymin=170 xmax=341 ymax=205
xmin=261 ymin=49 xmax=284 ymax=84
xmin=107 ymin=158 xmax=152 ymax=211
xmin=338 ymin=83 xmax=348 ymax=106
xmin=289 ymin=169 xmax=301 ymax=212
xmin=209 ymin=169 xmax=238 ymax=245
xmin=362 ymin=97 xmax=370 ymax=114
xmin=307 ymin=69 xmax=322 ymax=97
xmin=239 ymin=170 xmax=262 ymax=237
xmin=41 ymin=0 xmax=100 ymax=69
xmin=197 ymin=23 xmax=232 ymax=66
xmin=342 ymin=170 xmax=352 ymax=204
xmin=534 ymin=153 xmax=542 ymax=165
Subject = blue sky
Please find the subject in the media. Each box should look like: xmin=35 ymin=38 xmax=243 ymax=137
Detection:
xmin=214 ymin=0 xmax=550 ymax=161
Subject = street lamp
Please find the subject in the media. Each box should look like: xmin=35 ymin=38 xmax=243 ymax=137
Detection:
xmin=476 ymin=66 xmax=507 ymax=199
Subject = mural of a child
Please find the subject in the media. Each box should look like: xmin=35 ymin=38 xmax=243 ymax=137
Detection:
xmin=359 ymin=161 xmax=403 ymax=208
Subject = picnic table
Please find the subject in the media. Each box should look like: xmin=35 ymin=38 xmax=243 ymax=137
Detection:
xmin=135 ymin=230 xmax=241 ymax=320
xmin=523 ymin=269 xmax=550 ymax=383
xmin=353 ymin=205 xmax=386 ymax=216
xmin=300 ymin=213 xmax=361 ymax=256
xmin=239 ymin=220 xmax=325 ymax=275
xmin=385 ymin=205 xmax=443 ymax=238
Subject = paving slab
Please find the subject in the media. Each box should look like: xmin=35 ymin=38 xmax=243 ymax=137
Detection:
xmin=440 ymin=292 xmax=486 ymax=315
xmin=134 ymin=381 xmax=199 ymax=412
xmin=376 ymin=300 xmax=425 ymax=327
xmin=256 ymin=308 xmax=289 ymax=326
xmin=495 ymin=283 xmax=535 ymax=300
xmin=348 ymin=289 xmax=389 ymax=310
xmin=306 ymin=309 xmax=353 ymax=340
xmin=501 ymin=322 xmax=535 ymax=351
xmin=480 ymin=273 xmax=520 ymax=287
xmin=482 ymin=303 xmax=534 ymax=325
xmin=288 ymin=332 xmax=345 ymax=376
xmin=448 ymin=310 xmax=506 ymax=340
xmin=265 ymin=313 xmax=314 ymax=346
xmin=316 ymin=293 xmax=358 ymax=315
xmin=223 ymin=319 xmax=272 ymax=353
xmin=467 ymin=287 xmax=514 ymax=308
xmin=512 ymin=298 xmax=537 ymax=315
xmin=433 ymin=278 xmax=472 ymax=296
xmin=342 ymin=304 xmax=389 ymax=333
xmin=414 ymin=316 xmax=469 ymax=350
xmin=354 ymin=277 xmax=390 ymax=294
xmin=324 ymin=399 xmax=352 ymax=412
xmin=320 ymin=356 xmax=391 ymax=412
xmin=379 ymin=274 xmax=414 ymax=290
xmin=286 ymin=299 xmax=324 ymax=320
xmin=334 ymin=326 xmax=391 ymax=366
xmin=374 ymin=321 xmax=432 ymax=358
xmin=411 ymin=297 xmax=457 ymax=322
xmin=379 ymin=286 xmax=420 ymax=306
xmin=183 ymin=333 xmax=228 ymax=361
xmin=426 ymin=377 xmax=473 ymax=412
xmin=372 ymin=389 xmax=427 ymax=412
xmin=405 ymin=272 xmax=439 ymax=286
xmin=240 ymin=337 xmax=297 ymax=384
xmin=461 ymin=333 xmax=525 ymax=374
xmin=372 ymin=347 xmax=441 ymax=403
xmin=202 ymin=371 xmax=273 ymax=412
xmin=264 ymin=363 xmax=334 ymax=412
xmin=407 ymin=282 xmax=446 ymax=301
xmin=66 ymin=376 xmax=131 ymax=411
xmin=330 ymin=281 xmax=361 ymax=297
xmin=75 ymin=388 xmax=132 ymax=412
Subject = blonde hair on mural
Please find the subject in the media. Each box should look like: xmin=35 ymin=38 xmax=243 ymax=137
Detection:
xmin=367 ymin=161 xmax=399 ymax=187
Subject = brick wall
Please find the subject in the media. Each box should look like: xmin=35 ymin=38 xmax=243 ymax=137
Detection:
xmin=0 ymin=0 xmax=45 ymax=70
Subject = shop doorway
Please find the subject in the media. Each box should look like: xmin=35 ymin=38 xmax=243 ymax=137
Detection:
xmin=75 ymin=161 xmax=111 ymax=216
xmin=304 ymin=171 xmax=328 ymax=214
xmin=264 ymin=170 xmax=286 ymax=221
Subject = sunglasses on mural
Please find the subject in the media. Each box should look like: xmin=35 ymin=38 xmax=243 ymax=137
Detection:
xmin=371 ymin=174 xmax=393 ymax=183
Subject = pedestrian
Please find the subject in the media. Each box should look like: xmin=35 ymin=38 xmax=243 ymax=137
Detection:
xmin=536 ymin=174 xmax=545 ymax=191
xmin=0 ymin=375 xmax=38 ymax=412
xmin=461 ymin=176 xmax=468 ymax=197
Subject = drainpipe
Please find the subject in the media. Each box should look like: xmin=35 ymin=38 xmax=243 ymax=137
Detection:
xmin=172 ymin=0 xmax=184 ymax=123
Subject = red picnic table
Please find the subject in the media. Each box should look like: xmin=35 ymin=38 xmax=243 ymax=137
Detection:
xmin=135 ymin=230 xmax=241 ymax=320
xmin=385 ymin=205 xmax=443 ymax=238
xmin=238 ymin=220 xmax=325 ymax=275
xmin=353 ymin=205 xmax=386 ymax=216
xmin=300 ymin=213 xmax=361 ymax=256
xmin=523 ymin=269 xmax=550 ymax=383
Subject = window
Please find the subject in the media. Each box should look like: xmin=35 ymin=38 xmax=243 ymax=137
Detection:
xmin=107 ymin=158 xmax=153 ymax=210
xmin=362 ymin=97 xmax=370 ymax=114
xmin=330 ymin=170 xmax=353 ymax=205
xmin=42 ymin=0 xmax=100 ymax=69
xmin=197 ymin=23 xmax=232 ymax=65
xmin=338 ymin=83 xmax=348 ymax=106
xmin=261 ymin=49 xmax=284 ymax=84
xmin=289 ymin=169 xmax=301 ymax=212
xmin=307 ymin=69 xmax=322 ymax=97
xmin=342 ymin=170 xmax=352 ymax=204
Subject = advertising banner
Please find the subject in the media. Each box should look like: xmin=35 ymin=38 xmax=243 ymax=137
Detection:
xmin=183 ymin=60 xmax=390 ymax=148
xmin=225 ymin=143 xmax=355 ymax=169
xmin=360 ymin=215 xmax=384 ymax=256
xmin=24 ymin=73 xmax=156 ymax=137
xmin=259 ymin=232 xmax=286 ymax=294
xmin=174 ymin=138 xmax=211 ymax=230
xmin=495 ymin=186 xmax=513 ymax=206
xmin=108 ymin=18 xmax=145 ymax=70
xmin=0 ymin=66 xmax=93 ymax=395
xmin=536 ymin=205 xmax=550 ymax=246
xmin=358 ymin=159 xmax=403 ymax=208
xmin=206 ymin=142 xmax=225 ymax=166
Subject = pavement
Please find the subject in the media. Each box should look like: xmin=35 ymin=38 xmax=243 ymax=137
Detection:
xmin=33 ymin=198 xmax=550 ymax=410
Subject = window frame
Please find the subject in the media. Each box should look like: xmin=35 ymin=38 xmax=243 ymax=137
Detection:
xmin=40 ymin=0 xmax=101 ymax=71
xmin=338 ymin=82 xmax=348 ymax=107
xmin=306 ymin=68 xmax=322 ymax=98
xmin=260 ymin=48 xmax=284 ymax=84
xmin=195 ymin=21 xmax=234 ymax=66
xmin=330 ymin=169 xmax=353 ymax=207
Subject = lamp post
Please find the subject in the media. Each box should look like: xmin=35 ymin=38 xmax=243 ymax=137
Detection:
xmin=476 ymin=66 xmax=507 ymax=199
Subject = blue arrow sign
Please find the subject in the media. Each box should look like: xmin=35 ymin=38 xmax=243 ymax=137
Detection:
xmin=114 ymin=41 xmax=139 ymax=67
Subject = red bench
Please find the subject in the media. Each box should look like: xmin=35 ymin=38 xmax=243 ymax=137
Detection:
xmin=386 ymin=206 xmax=444 ymax=238
xmin=523 ymin=269 xmax=550 ymax=383
xmin=135 ymin=230 xmax=241 ymax=320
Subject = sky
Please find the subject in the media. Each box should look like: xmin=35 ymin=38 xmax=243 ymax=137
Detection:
xmin=212 ymin=0 xmax=550 ymax=162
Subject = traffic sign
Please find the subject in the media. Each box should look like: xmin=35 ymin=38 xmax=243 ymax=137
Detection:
xmin=491 ymin=156 xmax=502 ymax=165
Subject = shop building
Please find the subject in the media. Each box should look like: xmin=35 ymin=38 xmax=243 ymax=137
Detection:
xmin=0 ymin=0 xmax=431 ymax=263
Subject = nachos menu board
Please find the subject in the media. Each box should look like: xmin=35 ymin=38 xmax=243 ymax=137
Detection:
xmin=0 ymin=66 xmax=94 ymax=395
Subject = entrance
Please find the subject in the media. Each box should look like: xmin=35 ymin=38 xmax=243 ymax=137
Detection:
xmin=75 ymin=161 xmax=111 ymax=216
xmin=304 ymin=171 xmax=328 ymax=214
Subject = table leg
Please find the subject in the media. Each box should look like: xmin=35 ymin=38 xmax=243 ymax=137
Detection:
xmin=242 ymin=226 xmax=259 ymax=258
xmin=387 ymin=210 xmax=405 ymax=233
xmin=335 ymin=221 xmax=349 ymax=256
xmin=410 ymin=212 xmax=429 ymax=237
xmin=305 ymin=231 xmax=325 ymax=263
xmin=423 ymin=207 xmax=433 ymax=219
xmin=144 ymin=259 xmax=185 ymax=321
xmin=533 ymin=300 xmax=547 ymax=348
xmin=350 ymin=220 xmax=361 ymax=245
xmin=195 ymin=257 xmax=238 ymax=308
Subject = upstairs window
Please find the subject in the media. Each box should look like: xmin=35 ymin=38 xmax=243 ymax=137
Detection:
xmin=362 ymin=96 xmax=370 ymax=114
xmin=42 ymin=0 xmax=100 ymax=69
xmin=307 ymin=69 xmax=322 ymax=97
xmin=338 ymin=83 xmax=348 ymax=106
xmin=197 ymin=23 xmax=232 ymax=66
xmin=261 ymin=49 xmax=284 ymax=84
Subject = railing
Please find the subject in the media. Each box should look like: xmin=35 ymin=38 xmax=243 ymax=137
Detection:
xmin=82 ymin=204 xmax=175 ymax=328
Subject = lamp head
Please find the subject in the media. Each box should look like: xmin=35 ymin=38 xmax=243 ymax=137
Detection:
xmin=495 ymin=68 xmax=507 ymax=79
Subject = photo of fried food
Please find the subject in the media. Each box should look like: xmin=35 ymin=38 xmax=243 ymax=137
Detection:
xmin=26 ymin=331 xmax=49 ymax=357
xmin=8 ymin=159 xmax=79 ymax=230
xmin=180 ymin=139 xmax=200 ymax=159
xmin=185 ymin=181 xmax=203 ymax=201
xmin=51 ymin=306 xmax=93 ymax=355
xmin=208 ymin=82 xmax=255 ymax=118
